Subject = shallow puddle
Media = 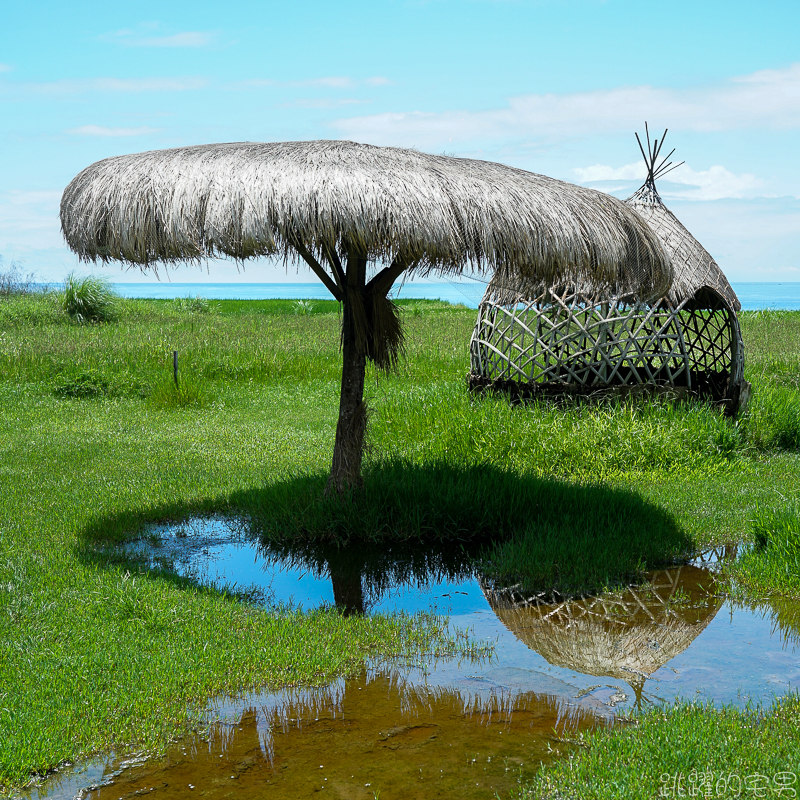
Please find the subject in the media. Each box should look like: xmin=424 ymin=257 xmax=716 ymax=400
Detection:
xmin=24 ymin=519 xmax=800 ymax=800
xmin=50 ymin=671 xmax=607 ymax=800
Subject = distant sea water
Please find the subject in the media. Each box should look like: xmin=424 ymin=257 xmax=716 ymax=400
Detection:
xmin=110 ymin=280 xmax=800 ymax=311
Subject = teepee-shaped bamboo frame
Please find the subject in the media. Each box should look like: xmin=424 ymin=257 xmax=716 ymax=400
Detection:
xmin=469 ymin=128 xmax=748 ymax=413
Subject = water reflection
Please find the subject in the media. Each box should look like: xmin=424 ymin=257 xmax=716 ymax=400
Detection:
xmin=82 ymin=669 xmax=605 ymax=800
xmin=765 ymin=595 xmax=800 ymax=646
xmin=27 ymin=530 xmax=800 ymax=799
xmin=254 ymin=537 xmax=482 ymax=616
xmin=482 ymin=563 xmax=726 ymax=704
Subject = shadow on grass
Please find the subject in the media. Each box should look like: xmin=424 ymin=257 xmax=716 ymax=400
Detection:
xmin=79 ymin=461 xmax=695 ymax=601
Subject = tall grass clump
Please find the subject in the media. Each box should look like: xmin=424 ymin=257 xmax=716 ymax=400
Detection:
xmin=172 ymin=295 xmax=216 ymax=314
xmin=291 ymin=299 xmax=316 ymax=315
xmin=149 ymin=371 xmax=210 ymax=408
xmin=743 ymin=385 xmax=800 ymax=451
xmin=62 ymin=272 xmax=118 ymax=323
xmin=0 ymin=256 xmax=38 ymax=296
xmin=728 ymin=500 xmax=800 ymax=597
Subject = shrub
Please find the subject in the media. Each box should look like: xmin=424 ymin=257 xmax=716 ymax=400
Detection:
xmin=52 ymin=369 xmax=145 ymax=400
xmin=53 ymin=369 xmax=113 ymax=399
xmin=172 ymin=295 xmax=215 ymax=314
xmin=62 ymin=272 xmax=117 ymax=323
xmin=291 ymin=299 xmax=316 ymax=316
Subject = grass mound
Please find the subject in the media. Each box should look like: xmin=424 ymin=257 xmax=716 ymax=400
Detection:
xmin=232 ymin=460 xmax=693 ymax=595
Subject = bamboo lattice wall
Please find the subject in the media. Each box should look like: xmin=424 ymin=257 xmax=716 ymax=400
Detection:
xmin=469 ymin=127 xmax=747 ymax=413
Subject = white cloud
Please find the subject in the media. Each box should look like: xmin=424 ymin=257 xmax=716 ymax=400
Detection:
xmin=19 ymin=77 xmax=208 ymax=95
xmin=241 ymin=76 xmax=356 ymax=89
xmin=573 ymin=162 xmax=762 ymax=201
xmin=0 ymin=191 xmax=63 ymax=251
xmin=299 ymin=76 xmax=390 ymax=89
xmin=307 ymin=76 xmax=353 ymax=89
xmin=66 ymin=125 xmax=161 ymax=137
xmin=233 ymin=76 xmax=390 ymax=90
xmin=332 ymin=62 xmax=800 ymax=146
xmin=574 ymin=162 xmax=645 ymax=182
xmin=101 ymin=28 xmax=215 ymax=48
xmin=279 ymin=98 xmax=368 ymax=109
xmin=661 ymin=165 xmax=762 ymax=201
xmin=0 ymin=63 xmax=12 ymax=73
xmin=670 ymin=197 xmax=800 ymax=282
xmin=130 ymin=32 xmax=214 ymax=47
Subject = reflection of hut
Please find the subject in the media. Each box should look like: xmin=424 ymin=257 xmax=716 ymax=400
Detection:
xmin=469 ymin=128 xmax=749 ymax=414
xmin=482 ymin=564 xmax=724 ymax=701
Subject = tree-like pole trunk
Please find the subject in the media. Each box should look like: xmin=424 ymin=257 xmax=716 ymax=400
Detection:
xmin=325 ymin=247 xmax=368 ymax=497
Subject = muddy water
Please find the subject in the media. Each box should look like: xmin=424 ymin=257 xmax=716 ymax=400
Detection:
xmin=24 ymin=520 xmax=800 ymax=800
xmin=70 ymin=671 xmax=608 ymax=800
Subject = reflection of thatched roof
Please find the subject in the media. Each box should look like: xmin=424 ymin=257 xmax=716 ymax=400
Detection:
xmin=482 ymin=565 xmax=724 ymax=685
xmin=60 ymin=140 xmax=671 ymax=298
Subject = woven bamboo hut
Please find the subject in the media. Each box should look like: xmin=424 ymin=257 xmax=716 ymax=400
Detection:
xmin=470 ymin=129 xmax=748 ymax=414
xmin=482 ymin=562 xmax=725 ymax=703
xmin=61 ymin=141 xmax=672 ymax=495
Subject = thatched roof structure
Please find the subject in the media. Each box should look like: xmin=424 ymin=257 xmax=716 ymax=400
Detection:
xmin=626 ymin=131 xmax=740 ymax=312
xmin=61 ymin=138 xmax=679 ymax=495
xmin=482 ymin=565 xmax=724 ymax=700
xmin=60 ymin=140 xmax=671 ymax=299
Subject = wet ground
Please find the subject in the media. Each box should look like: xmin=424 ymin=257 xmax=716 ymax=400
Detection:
xmin=22 ymin=518 xmax=800 ymax=800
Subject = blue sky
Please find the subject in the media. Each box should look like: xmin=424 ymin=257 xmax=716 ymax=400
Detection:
xmin=2 ymin=0 xmax=799 ymax=284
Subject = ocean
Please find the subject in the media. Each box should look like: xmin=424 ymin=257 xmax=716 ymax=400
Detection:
xmin=109 ymin=280 xmax=800 ymax=311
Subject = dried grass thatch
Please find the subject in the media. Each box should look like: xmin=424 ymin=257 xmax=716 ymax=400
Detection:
xmin=60 ymin=140 xmax=671 ymax=299
xmin=627 ymin=182 xmax=740 ymax=312
xmin=469 ymin=128 xmax=747 ymax=411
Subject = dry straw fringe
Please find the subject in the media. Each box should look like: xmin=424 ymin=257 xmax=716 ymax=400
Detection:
xmin=60 ymin=140 xmax=672 ymax=301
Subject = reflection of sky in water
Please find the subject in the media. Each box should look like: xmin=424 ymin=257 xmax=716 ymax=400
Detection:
xmin=124 ymin=517 xmax=799 ymax=709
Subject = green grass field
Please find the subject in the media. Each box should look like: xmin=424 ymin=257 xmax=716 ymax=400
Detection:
xmin=1 ymin=289 xmax=799 ymax=797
